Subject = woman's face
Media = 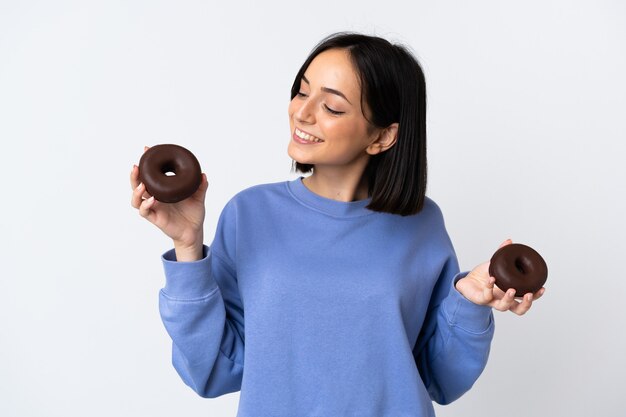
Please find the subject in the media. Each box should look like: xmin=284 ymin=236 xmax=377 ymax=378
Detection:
xmin=287 ymin=48 xmax=382 ymax=171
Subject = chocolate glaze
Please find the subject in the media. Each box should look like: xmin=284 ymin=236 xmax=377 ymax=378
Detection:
xmin=138 ymin=144 xmax=202 ymax=203
xmin=489 ymin=243 xmax=548 ymax=297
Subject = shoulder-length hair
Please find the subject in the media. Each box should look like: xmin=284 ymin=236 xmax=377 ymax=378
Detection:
xmin=290 ymin=32 xmax=428 ymax=216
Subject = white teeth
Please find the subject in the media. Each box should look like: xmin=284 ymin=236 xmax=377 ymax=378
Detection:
xmin=296 ymin=128 xmax=322 ymax=143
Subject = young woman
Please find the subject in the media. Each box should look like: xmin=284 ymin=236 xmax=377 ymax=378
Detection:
xmin=130 ymin=32 xmax=544 ymax=417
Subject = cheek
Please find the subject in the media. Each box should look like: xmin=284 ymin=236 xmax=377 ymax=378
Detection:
xmin=326 ymin=120 xmax=358 ymax=141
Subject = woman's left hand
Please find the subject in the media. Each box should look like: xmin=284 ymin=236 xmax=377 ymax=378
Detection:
xmin=454 ymin=239 xmax=546 ymax=315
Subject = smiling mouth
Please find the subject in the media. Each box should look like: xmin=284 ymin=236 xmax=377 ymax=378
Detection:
xmin=295 ymin=127 xmax=324 ymax=143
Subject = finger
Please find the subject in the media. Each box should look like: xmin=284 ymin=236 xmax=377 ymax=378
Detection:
xmin=481 ymin=276 xmax=496 ymax=303
xmin=509 ymin=292 xmax=533 ymax=315
xmin=131 ymin=144 xmax=151 ymax=190
xmin=130 ymin=164 xmax=140 ymax=190
xmin=476 ymin=260 xmax=490 ymax=276
xmin=533 ymin=287 xmax=546 ymax=301
xmin=198 ymin=173 xmax=209 ymax=193
xmin=468 ymin=261 xmax=489 ymax=280
xmin=492 ymin=283 xmax=506 ymax=298
xmin=138 ymin=195 xmax=157 ymax=221
xmin=131 ymin=182 xmax=145 ymax=209
xmin=498 ymin=238 xmax=513 ymax=249
xmin=501 ymin=288 xmax=518 ymax=310
xmin=131 ymin=182 xmax=153 ymax=207
xmin=190 ymin=173 xmax=210 ymax=201
xmin=493 ymin=288 xmax=517 ymax=311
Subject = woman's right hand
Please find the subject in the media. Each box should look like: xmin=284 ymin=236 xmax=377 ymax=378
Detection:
xmin=130 ymin=146 xmax=209 ymax=261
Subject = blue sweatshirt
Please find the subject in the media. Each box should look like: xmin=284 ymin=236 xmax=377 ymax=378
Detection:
xmin=159 ymin=177 xmax=495 ymax=417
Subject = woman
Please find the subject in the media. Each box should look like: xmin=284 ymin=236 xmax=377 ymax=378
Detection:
xmin=130 ymin=32 xmax=544 ymax=417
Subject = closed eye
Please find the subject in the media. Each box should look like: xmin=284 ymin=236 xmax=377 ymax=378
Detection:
xmin=324 ymin=105 xmax=344 ymax=115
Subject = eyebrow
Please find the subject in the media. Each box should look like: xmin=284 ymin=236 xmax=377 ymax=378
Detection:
xmin=302 ymin=75 xmax=352 ymax=105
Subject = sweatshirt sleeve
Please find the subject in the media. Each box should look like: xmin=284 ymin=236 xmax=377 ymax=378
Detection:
xmin=412 ymin=215 xmax=495 ymax=405
xmin=158 ymin=201 xmax=244 ymax=398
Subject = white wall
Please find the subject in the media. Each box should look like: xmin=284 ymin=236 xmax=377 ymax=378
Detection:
xmin=1 ymin=0 xmax=624 ymax=416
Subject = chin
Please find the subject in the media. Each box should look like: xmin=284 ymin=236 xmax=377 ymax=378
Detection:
xmin=287 ymin=142 xmax=313 ymax=165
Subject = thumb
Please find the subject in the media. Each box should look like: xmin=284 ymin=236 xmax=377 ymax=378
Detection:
xmin=192 ymin=173 xmax=209 ymax=200
xmin=198 ymin=173 xmax=209 ymax=192
xmin=473 ymin=260 xmax=490 ymax=278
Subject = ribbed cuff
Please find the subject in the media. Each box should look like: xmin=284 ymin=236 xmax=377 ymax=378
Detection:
xmin=442 ymin=271 xmax=494 ymax=333
xmin=161 ymin=244 xmax=218 ymax=299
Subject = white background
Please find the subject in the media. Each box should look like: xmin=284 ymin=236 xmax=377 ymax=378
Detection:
xmin=1 ymin=0 xmax=624 ymax=416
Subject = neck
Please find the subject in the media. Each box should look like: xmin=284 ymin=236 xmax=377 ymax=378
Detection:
xmin=302 ymin=165 xmax=370 ymax=202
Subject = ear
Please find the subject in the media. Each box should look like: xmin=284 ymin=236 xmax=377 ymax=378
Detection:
xmin=366 ymin=123 xmax=399 ymax=155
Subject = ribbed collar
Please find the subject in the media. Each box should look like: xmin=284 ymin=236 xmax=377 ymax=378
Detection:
xmin=286 ymin=177 xmax=374 ymax=218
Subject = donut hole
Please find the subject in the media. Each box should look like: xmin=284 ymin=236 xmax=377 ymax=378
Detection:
xmin=514 ymin=257 xmax=532 ymax=275
xmin=160 ymin=162 xmax=177 ymax=177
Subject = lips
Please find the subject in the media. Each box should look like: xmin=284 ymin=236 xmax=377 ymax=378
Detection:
xmin=294 ymin=127 xmax=323 ymax=143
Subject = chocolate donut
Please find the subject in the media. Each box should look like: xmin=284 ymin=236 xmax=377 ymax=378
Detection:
xmin=138 ymin=144 xmax=202 ymax=203
xmin=489 ymin=243 xmax=548 ymax=297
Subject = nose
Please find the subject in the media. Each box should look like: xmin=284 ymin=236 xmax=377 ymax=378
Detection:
xmin=294 ymin=96 xmax=315 ymax=124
